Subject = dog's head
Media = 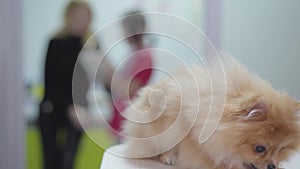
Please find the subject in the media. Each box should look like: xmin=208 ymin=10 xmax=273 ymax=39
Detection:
xmin=217 ymin=94 xmax=300 ymax=169
xmin=197 ymin=56 xmax=300 ymax=169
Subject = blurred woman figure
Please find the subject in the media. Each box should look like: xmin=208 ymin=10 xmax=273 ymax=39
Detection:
xmin=38 ymin=1 xmax=107 ymax=169
xmin=110 ymin=11 xmax=153 ymax=139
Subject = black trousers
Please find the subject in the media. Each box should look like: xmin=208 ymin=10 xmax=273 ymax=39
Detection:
xmin=38 ymin=111 xmax=82 ymax=169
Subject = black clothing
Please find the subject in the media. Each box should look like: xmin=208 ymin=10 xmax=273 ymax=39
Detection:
xmin=38 ymin=35 xmax=89 ymax=169
xmin=42 ymin=36 xmax=88 ymax=114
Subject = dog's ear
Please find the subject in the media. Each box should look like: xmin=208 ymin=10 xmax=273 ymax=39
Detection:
xmin=242 ymin=97 xmax=269 ymax=121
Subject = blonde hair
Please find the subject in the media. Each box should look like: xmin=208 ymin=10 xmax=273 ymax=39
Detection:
xmin=55 ymin=0 xmax=93 ymax=44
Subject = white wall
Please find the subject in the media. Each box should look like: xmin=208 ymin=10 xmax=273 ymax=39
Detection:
xmin=23 ymin=0 xmax=70 ymax=83
xmin=23 ymin=0 xmax=206 ymax=84
xmin=222 ymin=0 xmax=300 ymax=98
xmin=24 ymin=0 xmax=300 ymax=112
xmin=23 ymin=0 xmax=207 ymax=118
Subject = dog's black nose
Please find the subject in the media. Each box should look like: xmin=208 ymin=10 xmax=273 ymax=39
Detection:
xmin=267 ymin=164 xmax=276 ymax=169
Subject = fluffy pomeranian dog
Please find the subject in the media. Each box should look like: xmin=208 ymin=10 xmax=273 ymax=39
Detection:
xmin=121 ymin=56 xmax=300 ymax=169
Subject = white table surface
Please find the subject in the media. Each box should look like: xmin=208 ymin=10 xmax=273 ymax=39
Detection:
xmin=100 ymin=144 xmax=300 ymax=169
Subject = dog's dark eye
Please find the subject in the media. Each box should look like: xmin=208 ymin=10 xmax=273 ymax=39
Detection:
xmin=255 ymin=145 xmax=266 ymax=153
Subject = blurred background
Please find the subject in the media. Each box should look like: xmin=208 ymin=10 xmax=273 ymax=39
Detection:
xmin=1 ymin=0 xmax=300 ymax=169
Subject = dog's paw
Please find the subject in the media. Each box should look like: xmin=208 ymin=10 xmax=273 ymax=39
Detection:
xmin=157 ymin=148 xmax=177 ymax=166
xmin=158 ymin=153 xmax=176 ymax=165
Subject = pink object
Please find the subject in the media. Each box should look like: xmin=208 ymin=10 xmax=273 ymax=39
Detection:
xmin=109 ymin=48 xmax=153 ymax=135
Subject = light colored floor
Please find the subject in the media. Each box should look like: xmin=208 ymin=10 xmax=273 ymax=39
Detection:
xmin=101 ymin=145 xmax=300 ymax=169
xmin=100 ymin=145 xmax=175 ymax=169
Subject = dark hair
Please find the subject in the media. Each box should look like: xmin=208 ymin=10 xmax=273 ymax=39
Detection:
xmin=122 ymin=10 xmax=146 ymax=36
